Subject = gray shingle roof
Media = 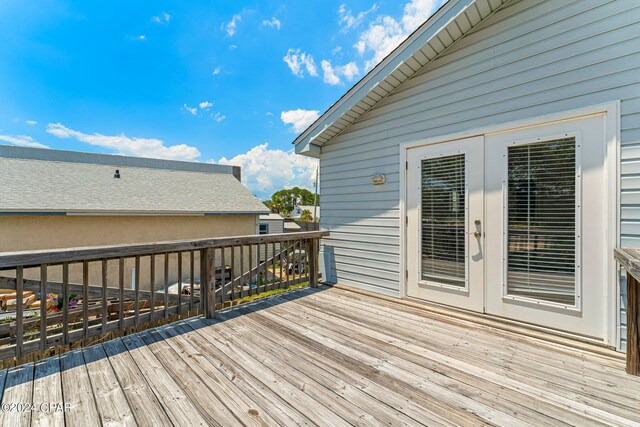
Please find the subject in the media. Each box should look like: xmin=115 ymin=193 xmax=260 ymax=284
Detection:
xmin=0 ymin=147 xmax=268 ymax=215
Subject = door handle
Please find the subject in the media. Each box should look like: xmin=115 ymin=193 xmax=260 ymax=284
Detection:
xmin=470 ymin=219 xmax=482 ymax=238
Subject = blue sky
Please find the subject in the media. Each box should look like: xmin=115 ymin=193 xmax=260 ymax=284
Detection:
xmin=0 ymin=0 xmax=443 ymax=199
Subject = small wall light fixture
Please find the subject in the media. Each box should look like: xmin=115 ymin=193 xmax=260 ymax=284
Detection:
xmin=371 ymin=174 xmax=385 ymax=185
xmin=114 ymin=169 xmax=121 ymax=179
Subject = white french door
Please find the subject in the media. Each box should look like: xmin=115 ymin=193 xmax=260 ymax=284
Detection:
xmin=406 ymin=114 xmax=610 ymax=340
xmin=406 ymin=136 xmax=484 ymax=312
xmin=484 ymin=115 xmax=608 ymax=339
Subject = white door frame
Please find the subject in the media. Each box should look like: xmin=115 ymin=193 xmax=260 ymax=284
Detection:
xmin=399 ymin=101 xmax=620 ymax=347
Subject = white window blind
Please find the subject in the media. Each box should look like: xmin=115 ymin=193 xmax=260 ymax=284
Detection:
xmin=421 ymin=154 xmax=466 ymax=287
xmin=506 ymin=138 xmax=577 ymax=305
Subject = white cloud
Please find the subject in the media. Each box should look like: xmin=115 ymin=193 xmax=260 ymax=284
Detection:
xmin=199 ymin=101 xmax=213 ymax=110
xmin=354 ymin=16 xmax=405 ymax=69
xmin=321 ymin=60 xmax=359 ymax=85
xmin=0 ymin=134 xmax=48 ymax=149
xmin=217 ymin=143 xmax=318 ymax=199
xmin=402 ymin=0 xmax=439 ymax=32
xmin=355 ymin=0 xmax=442 ymax=69
xmin=281 ymin=109 xmax=320 ymax=133
xmin=183 ymin=104 xmax=198 ymax=115
xmin=321 ymin=60 xmax=340 ymax=85
xmin=223 ymin=14 xmax=242 ymax=37
xmin=283 ymin=49 xmax=318 ymax=78
xmin=138 ymin=34 xmax=146 ymax=41
xmin=261 ymin=17 xmax=281 ymax=30
xmin=211 ymin=112 xmax=226 ymax=122
xmin=212 ymin=67 xmax=222 ymax=75
xmin=331 ymin=46 xmax=342 ymax=55
xmin=340 ymin=61 xmax=359 ymax=80
xmin=25 ymin=120 xmax=38 ymax=126
xmin=46 ymin=123 xmax=200 ymax=161
xmin=152 ymin=12 xmax=171 ymax=24
xmin=338 ymin=3 xmax=378 ymax=31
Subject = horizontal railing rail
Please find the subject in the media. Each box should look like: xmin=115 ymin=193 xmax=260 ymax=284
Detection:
xmin=0 ymin=231 xmax=329 ymax=268
xmin=0 ymin=230 xmax=328 ymax=366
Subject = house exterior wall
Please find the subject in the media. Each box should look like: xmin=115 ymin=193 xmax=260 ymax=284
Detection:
xmin=318 ymin=0 xmax=640 ymax=347
xmin=0 ymin=215 xmax=257 ymax=290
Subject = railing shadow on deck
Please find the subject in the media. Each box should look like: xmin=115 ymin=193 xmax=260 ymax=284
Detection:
xmin=1 ymin=285 xmax=331 ymax=391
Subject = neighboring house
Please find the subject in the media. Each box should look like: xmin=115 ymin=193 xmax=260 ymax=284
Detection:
xmin=290 ymin=205 xmax=320 ymax=221
xmin=294 ymin=0 xmax=638 ymax=352
xmin=0 ymin=145 xmax=268 ymax=289
xmin=258 ymin=213 xmax=285 ymax=260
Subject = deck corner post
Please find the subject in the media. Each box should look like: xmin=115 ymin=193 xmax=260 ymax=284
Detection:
xmin=627 ymin=272 xmax=640 ymax=375
xmin=309 ymin=238 xmax=319 ymax=288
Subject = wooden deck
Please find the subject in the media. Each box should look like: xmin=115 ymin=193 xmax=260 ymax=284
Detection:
xmin=0 ymin=285 xmax=639 ymax=426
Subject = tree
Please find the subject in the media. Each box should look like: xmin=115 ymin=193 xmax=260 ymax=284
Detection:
xmin=269 ymin=187 xmax=318 ymax=216
xmin=300 ymin=209 xmax=313 ymax=222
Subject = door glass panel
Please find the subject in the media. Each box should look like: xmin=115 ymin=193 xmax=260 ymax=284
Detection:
xmin=506 ymin=138 xmax=576 ymax=305
xmin=421 ymin=154 xmax=466 ymax=287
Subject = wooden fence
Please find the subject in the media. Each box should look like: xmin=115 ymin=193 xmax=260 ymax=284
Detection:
xmin=0 ymin=231 xmax=328 ymax=366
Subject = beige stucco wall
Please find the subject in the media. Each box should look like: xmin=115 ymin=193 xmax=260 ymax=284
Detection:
xmin=0 ymin=215 xmax=257 ymax=251
xmin=0 ymin=215 xmax=258 ymax=291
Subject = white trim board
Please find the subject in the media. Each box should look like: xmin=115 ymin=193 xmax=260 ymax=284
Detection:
xmin=399 ymin=101 xmax=620 ymax=348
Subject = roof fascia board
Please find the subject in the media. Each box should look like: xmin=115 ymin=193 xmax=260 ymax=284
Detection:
xmin=293 ymin=0 xmax=473 ymax=153
xmin=296 ymin=142 xmax=322 ymax=158
xmin=0 ymin=144 xmax=236 ymax=175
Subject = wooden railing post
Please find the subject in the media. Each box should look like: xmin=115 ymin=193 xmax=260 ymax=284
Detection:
xmin=614 ymin=248 xmax=640 ymax=375
xmin=204 ymin=248 xmax=216 ymax=319
xmin=309 ymin=238 xmax=319 ymax=288
xmin=628 ymin=272 xmax=639 ymax=375
xmin=15 ymin=266 xmax=24 ymax=358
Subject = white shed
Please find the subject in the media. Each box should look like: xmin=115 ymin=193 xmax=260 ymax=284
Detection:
xmin=294 ymin=0 xmax=638 ymax=352
xmin=258 ymin=213 xmax=285 ymax=235
xmin=258 ymin=213 xmax=285 ymax=260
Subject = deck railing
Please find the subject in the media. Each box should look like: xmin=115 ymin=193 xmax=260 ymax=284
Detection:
xmin=0 ymin=230 xmax=328 ymax=366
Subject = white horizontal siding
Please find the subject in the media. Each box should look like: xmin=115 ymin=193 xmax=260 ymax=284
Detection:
xmin=319 ymin=0 xmax=640 ymax=347
xmin=258 ymin=219 xmax=283 ymax=259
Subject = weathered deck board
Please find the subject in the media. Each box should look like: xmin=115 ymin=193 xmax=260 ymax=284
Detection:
xmin=119 ymin=334 xmax=209 ymax=427
xmin=273 ymin=291 xmax=634 ymax=426
xmin=101 ymin=338 xmax=172 ymax=426
xmin=82 ymin=344 xmax=136 ymax=426
xmin=153 ymin=322 xmax=282 ymax=427
xmin=218 ymin=310 xmax=426 ymax=426
xmin=136 ymin=328 xmax=235 ymax=426
xmin=255 ymin=294 xmax=571 ymax=426
xmin=0 ymin=363 xmax=34 ymax=426
xmin=185 ymin=316 xmax=351 ymax=427
xmin=318 ymin=289 xmax=640 ymax=402
xmin=31 ymin=356 xmax=64 ymax=427
xmin=59 ymin=350 xmax=101 ymax=427
xmin=0 ymin=285 xmax=638 ymax=426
